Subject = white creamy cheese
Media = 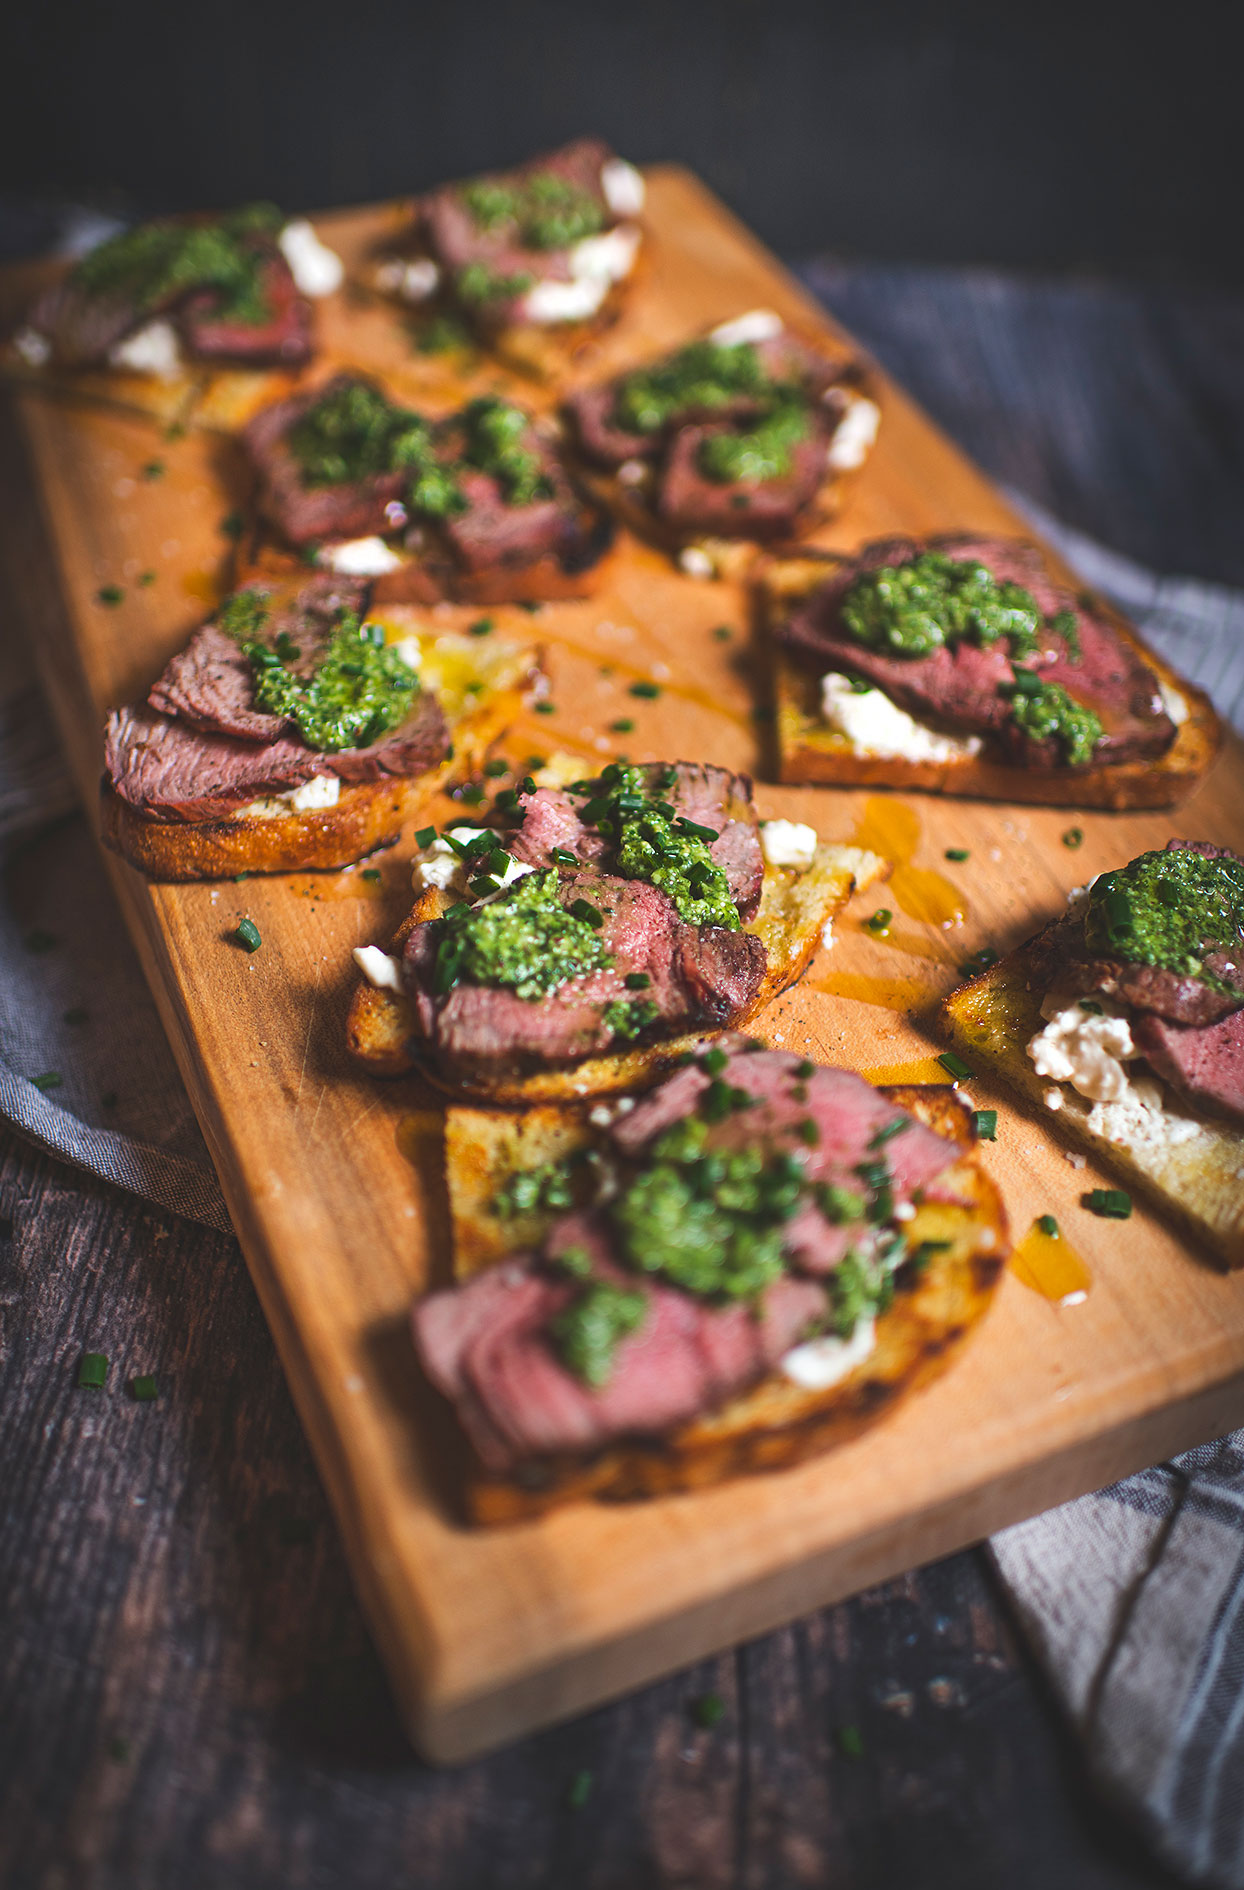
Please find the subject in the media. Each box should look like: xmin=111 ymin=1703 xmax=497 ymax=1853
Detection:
xmin=617 ymin=458 xmax=648 ymax=487
xmin=288 ymin=774 xmax=341 ymax=814
xmin=600 ymin=158 xmax=646 ymax=217
xmin=678 ymin=546 xmax=716 ymax=580
xmin=819 ymin=672 xmax=983 ymax=762
xmin=1158 ymin=679 xmax=1189 ymax=726
xmin=277 ymin=218 xmax=344 ymax=296
xmin=412 ymin=828 xmax=535 ymax=898
xmin=1027 ymin=994 xmax=1138 ymax=1104
xmin=760 ymin=819 xmax=818 ymax=869
xmin=13 ymin=327 xmax=51 ymax=367
xmin=352 ymin=946 xmax=403 ymax=992
xmin=522 ymin=225 xmax=641 ymax=325
xmin=320 ymin=536 xmax=405 ymax=576
xmin=709 ymin=308 xmax=784 ymax=348
xmin=826 ymin=396 xmax=880 ymax=471
xmin=782 ymin=1316 xmax=876 ymax=1390
xmin=108 ymin=319 xmax=182 ymax=379
xmin=376 ymin=256 xmax=441 ymax=303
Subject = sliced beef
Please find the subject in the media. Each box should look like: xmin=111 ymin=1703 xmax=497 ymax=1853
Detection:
xmin=146 ymin=575 xmax=368 ymax=741
xmin=403 ymin=869 xmax=766 ymax=1082
xmin=105 ymin=690 xmax=448 ymax=823
xmin=655 ymin=413 xmax=833 ymax=539
xmin=1132 ymin=1009 xmax=1244 ymax=1123
xmin=436 ymin=460 xmax=582 ymax=576
xmin=179 ymin=251 xmax=312 ymax=366
xmin=508 ymin=788 xmax=608 ymax=870
xmin=244 ymin=377 xmax=412 ymax=548
xmin=779 ymin=533 xmax=1174 ymax=767
xmin=26 ymin=275 xmax=167 ymax=370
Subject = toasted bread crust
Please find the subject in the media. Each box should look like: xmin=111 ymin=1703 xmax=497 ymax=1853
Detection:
xmin=760 ymin=550 xmax=1221 ymax=809
xmin=436 ymin=1084 xmax=1007 ymax=1522
xmin=942 ymin=947 xmax=1244 ymax=1267
xmin=2 ymin=350 xmax=305 ymax=435
xmin=346 ymin=842 xmax=887 ymax=1100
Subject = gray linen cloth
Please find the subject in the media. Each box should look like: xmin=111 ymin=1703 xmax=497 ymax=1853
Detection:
xmin=3 ymin=509 xmax=1244 ymax=1879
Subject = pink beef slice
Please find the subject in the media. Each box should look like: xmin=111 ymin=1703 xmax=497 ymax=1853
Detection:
xmin=105 ymin=690 xmax=448 ymax=822
xmin=611 ymin=1048 xmax=960 ymax=1203
xmin=147 ymin=574 xmax=369 ymax=741
xmin=28 ymin=273 xmax=167 ymax=369
xmin=654 ymin=413 xmax=833 ymax=539
xmin=779 ymin=533 xmax=1174 ymax=761
xmin=401 ymin=869 xmax=766 ymax=1083
xmin=243 ymin=376 xmax=411 ymax=548
xmin=437 ymin=458 xmax=578 ymax=575
xmin=179 ymin=251 xmax=312 ymax=366
xmin=1133 ymin=1008 xmax=1244 ymax=1124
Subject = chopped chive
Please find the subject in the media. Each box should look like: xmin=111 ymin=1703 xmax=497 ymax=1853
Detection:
xmin=1078 ymin=998 xmax=1103 ymax=1014
xmin=483 ymin=758 xmax=508 ymax=778
xmin=944 ymin=848 xmax=970 ymax=862
xmin=837 ymin=1725 xmax=864 ymax=1760
xmin=550 ymin=847 xmax=579 ymax=866
xmin=467 ymin=616 xmax=493 ymax=637
xmin=414 ymin=826 xmax=436 ymax=848
xmin=1063 ymin=827 xmax=1084 ymax=849
xmin=796 ymin=1117 xmax=820 ymax=1147
xmin=469 ymin=875 xmax=500 ymax=897
xmin=1086 ymin=1187 xmax=1132 ymax=1219
xmin=233 ymin=872 xmax=250 ymax=882
xmin=32 ymin=1071 xmax=62 ymax=1091
xmin=700 ymin=1047 xmax=729 ymax=1074
xmin=1037 ymin=1214 xmax=1060 ymax=1238
xmin=78 ymin=1353 xmax=108 ymax=1389
xmin=908 ymin=1238 xmax=953 ymax=1272
xmin=569 ymin=899 xmax=603 ymax=928
xmin=96 ymin=585 xmax=124 ymax=607
xmin=567 ymin=1769 xmax=593 ymax=1810
xmin=711 ymin=625 xmax=732 ymax=641
xmin=137 ymin=570 xmax=156 ymax=588
xmin=629 ymin=680 xmax=661 ymax=699
xmin=218 ymin=511 xmax=244 ymax=539
xmin=865 ymin=909 xmax=893 ymax=936
xmin=624 ymin=972 xmax=651 ymax=990
xmin=141 ymin=459 xmax=165 ymax=480
xmin=960 ymin=946 xmax=999 ymax=978
xmin=234 ymin=918 xmax=262 ymax=953
xmin=869 ymin=1117 xmax=910 ymax=1149
xmin=534 ymin=701 xmax=556 ymax=715
xmin=795 ymin=1059 xmax=815 ymax=1079
xmin=609 ymin=718 xmax=635 ymax=733
xmin=938 ymin=1051 xmax=975 ymax=1082
xmin=971 ymin=1108 xmax=998 ymax=1141
xmin=458 ymin=782 xmax=485 ymax=805
xmin=129 ymin=1375 xmax=159 ymax=1402
xmin=691 ymin=1691 xmax=726 ymax=1728
xmin=524 ymin=755 xmax=547 ymax=770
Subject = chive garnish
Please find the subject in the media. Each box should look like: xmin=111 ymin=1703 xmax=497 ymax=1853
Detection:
xmin=795 ymin=1059 xmax=815 ymax=1079
xmin=908 ymin=1238 xmax=952 ymax=1272
xmin=458 ymin=783 xmax=485 ymax=805
xmin=869 ymin=1117 xmax=910 ymax=1149
xmin=534 ymin=701 xmax=556 ymax=715
xmin=234 ymin=918 xmax=262 ymax=953
xmin=629 ymin=680 xmax=661 ymax=699
xmin=711 ymin=625 xmax=733 ymax=641
xmin=700 ymin=1047 xmax=729 ymax=1075
xmin=469 ymin=875 xmax=500 ymax=897
xmin=1037 ymin=1214 xmax=1060 ymax=1238
xmin=1063 ymin=827 xmax=1084 ymax=849
xmin=609 ymin=718 xmax=635 ymax=733
xmin=568 ymin=899 xmax=603 ymax=928
xmin=32 ymin=1072 xmax=62 ymax=1091
xmin=865 ymin=909 xmax=893 ymax=935
xmin=483 ymin=757 xmax=508 ymax=778
xmin=1086 ymin=1188 xmax=1132 ymax=1219
xmin=960 ymin=947 xmax=999 ymax=978
xmin=78 ymin=1353 xmax=108 ymax=1389
xmin=1078 ymin=998 xmax=1103 ymax=1014
xmin=414 ymin=827 xmax=436 ymax=848
xmin=467 ymin=617 xmax=493 ymax=637
xmin=796 ymin=1117 xmax=820 ymax=1147
xmin=96 ymin=585 xmax=124 ymax=607
xmin=550 ymin=847 xmax=579 ymax=865
xmin=972 ymin=1108 xmax=998 ymax=1140
xmin=137 ymin=570 xmax=156 ymax=587
xmin=141 ymin=459 xmax=165 ymax=479
xmin=129 ymin=1375 xmax=159 ymax=1402
xmin=938 ymin=1051 xmax=974 ymax=1082
xmin=361 ymin=868 xmax=381 ymax=882
xmin=624 ymin=972 xmax=651 ymax=990
xmin=945 ymin=848 xmax=970 ymax=862
xmin=219 ymin=511 xmax=244 ymax=539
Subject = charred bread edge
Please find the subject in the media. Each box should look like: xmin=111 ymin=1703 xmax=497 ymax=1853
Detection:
xmin=345 ymin=841 xmax=887 ymax=1099
xmin=1 ymin=353 xmax=306 ymax=436
xmin=942 ymin=946 xmax=1244 ymax=1269
xmin=758 ymin=549 xmax=1222 ymax=810
xmin=99 ymin=677 xmax=526 ymax=883
xmin=437 ymin=1084 xmax=1007 ymax=1523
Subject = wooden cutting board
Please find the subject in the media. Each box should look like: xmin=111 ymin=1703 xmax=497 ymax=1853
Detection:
xmin=3 ymin=168 xmax=1243 ymax=1763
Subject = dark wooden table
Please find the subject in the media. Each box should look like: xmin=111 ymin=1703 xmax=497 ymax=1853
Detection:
xmin=5 ymin=262 xmax=1242 ymax=1890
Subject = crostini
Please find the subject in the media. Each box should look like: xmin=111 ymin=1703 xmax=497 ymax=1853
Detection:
xmin=6 ymin=204 xmax=343 ymax=431
xmin=564 ymin=309 xmax=879 ymax=577
xmin=763 ymin=534 xmax=1219 ymax=808
xmin=943 ymin=841 xmax=1244 ymax=1265
xmin=347 ymin=755 xmax=885 ymax=1101
xmin=101 ymin=574 xmax=538 ymax=880
xmin=414 ymin=1044 xmax=1007 ymax=1521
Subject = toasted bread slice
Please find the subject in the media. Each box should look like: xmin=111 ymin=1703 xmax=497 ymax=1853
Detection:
xmin=3 ymin=348 xmax=308 ymax=436
xmin=761 ymin=550 xmax=1220 ymax=809
xmin=347 ymin=838 xmax=887 ymax=1100
xmin=942 ymin=950 xmax=1244 ymax=1267
xmin=104 ymin=622 xmax=538 ymax=882
xmin=437 ymin=1084 xmax=1007 ymax=1521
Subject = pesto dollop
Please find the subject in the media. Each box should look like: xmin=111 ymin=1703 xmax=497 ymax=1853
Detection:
xmin=611 ymin=339 xmax=779 ymax=435
xmin=75 ymin=203 xmax=284 ymax=327
xmin=697 ymin=400 xmax=811 ymax=485
xmin=1005 ymin=670 xmax=1103 ymax=767
xmin=222 ymin=591 xmax=420 ymax=752
xmin=550 ymin=1278 xmax=647 ymax=1388
xmin=840 ymin=551 xmax=1044 ymax=660
xmin=1085 ymin=848 xmax=1244 ymax=984
xmin=571 ymin=763 xmax=740 ymax=930
xmin=460 ymin=171 xmax=607 ymax=251
xmin=433 ymin=869 xmax=612 ymax=1000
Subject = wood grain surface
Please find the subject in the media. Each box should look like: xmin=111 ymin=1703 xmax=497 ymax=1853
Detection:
xmin=3 ymin=170 xmax=1244 ymax=1764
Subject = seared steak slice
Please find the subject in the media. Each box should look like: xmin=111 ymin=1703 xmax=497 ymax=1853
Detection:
xmin=402 ymin=869 xmax=766 ymax=1082
xmin=435 ymin=457 xmax=581 ymax=576
xmin=180 ymin=252 xmax=312 ymax=366
xmin=106 ymin=691 xmax=448 ymax=823
xmin=655 ymin=414 xmax=833 ymax=539
xmin=244 ymin=378 xmax=411 ymax=548
xmin=1132 ymin=1009 xmax=1244 ymax=1123
xmin=780 ymin=533 xmax=1174 ymax=768
xmin=27 ymin=275 xmax=169 ymax=369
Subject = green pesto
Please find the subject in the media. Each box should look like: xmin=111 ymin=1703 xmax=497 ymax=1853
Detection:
xmin=696 ymin=400 xmax=810 ymax=485
xmin=840 ymin=552 xmax=1046 ymax=661
xmin=455 ymin=262 xmax=535 ymax=306
xmin=600 ymin=996 xmax=662 ymax=1041
xmin=460 ymin=171 xmax=607 ymax=252
xmin=493 ymin=1155 xmax=581 ymax=1220
xmin=1084 ymin=847 xmax=1244 ymax=988
xmin=1006 ymin=672 xmax=1103 ymax=766
xmin=75 ymin=204 xmax=284 ymax=327
xmin=575 ymin=763 xmax=739 ymax=931
xmin=611 ymin=339 xmax=779 ymax=435
xmin=831 ymin=1240 xmax=903 ymax=1338
xmin=433 ymin=869 xmax=612 ymax=999
xmin=235 ymin=610 xmax=420 ymax=753
xmin=458 ymin=397 xmax=552 ymax=508
xmin=551 ymin=1281 xmax=647 ymax=1388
